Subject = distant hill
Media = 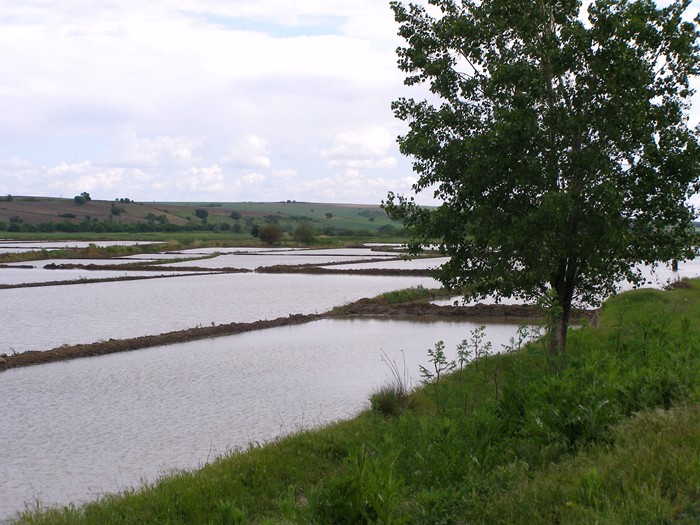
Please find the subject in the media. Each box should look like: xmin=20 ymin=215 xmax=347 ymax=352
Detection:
xmin=0 ymin=195 xmax=403 ymax=236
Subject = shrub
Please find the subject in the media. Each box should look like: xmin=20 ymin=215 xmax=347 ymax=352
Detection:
xmin=370 ymin=385 xmax=412 ymax=417
xmin=370 ymin=351 xmax=413 ymax=417
xmin=259 ymin=224 xmax=283 ymax=244
xmin=292 ymin=222 xmax=316 ymax=244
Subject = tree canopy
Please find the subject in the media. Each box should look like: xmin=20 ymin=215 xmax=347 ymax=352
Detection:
xmin=384 ymin=0 xmax=700 ymax=352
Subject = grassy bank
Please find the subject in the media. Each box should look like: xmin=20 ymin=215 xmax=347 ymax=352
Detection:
xmin=14 ymin=281 xmax=700 ymax=524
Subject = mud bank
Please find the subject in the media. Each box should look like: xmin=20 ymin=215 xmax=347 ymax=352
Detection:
xmin=0 ymin=272 xmax=224 ymax=289
xmin=0 ymin=299 xmax=596 ymax=372
xmin=1 ymin=261 xmax=425 ymax=291
xmin=256 ymin=264 xmax=434 ymax=276
xmin=0 ymin=313 xmax=322 ymax=372
xmin=332 ymin=297 xmax=597 ymax=322
xmin=44 ymin=262 xmax=252 ymax=273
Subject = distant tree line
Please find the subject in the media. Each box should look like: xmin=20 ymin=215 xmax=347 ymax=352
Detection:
xmin=0 ymin=215 xmax=405 ymax=238
xmin=0 ymin=216 xmax=223 ymax=234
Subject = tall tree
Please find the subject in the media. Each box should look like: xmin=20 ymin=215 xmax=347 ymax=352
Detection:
xmin=385 ymin=0 xmax=700 ymax=353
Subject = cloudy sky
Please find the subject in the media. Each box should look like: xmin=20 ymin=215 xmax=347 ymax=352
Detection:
xmin=0 ymin=0 xmax=424 ymax=204
xmin=1 ymin=1 xmax=699 ymax=205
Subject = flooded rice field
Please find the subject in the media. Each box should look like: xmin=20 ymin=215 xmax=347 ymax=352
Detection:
xmin=322 ymin=256 xmax=451 ymax=271
xmin=164 ymin=253 xmax=380 ymax=270
xmin=0 ymin=318 xmax=527 ymax=520
xmin=0 ymin=268 xmax=194 ymax=286
xmin=4 ymin=258 xmax=190 ymax=268
xmin=1 ymin=241 xmax=699 ymax=520
xmin=0 ymin=240 xmax=155 ymax=252
xmin=0 ymin=273 xmax=438 ymax=353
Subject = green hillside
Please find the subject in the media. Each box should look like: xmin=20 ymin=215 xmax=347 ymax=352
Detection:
xmin=0 ymin=196 xmax=404 ymax=239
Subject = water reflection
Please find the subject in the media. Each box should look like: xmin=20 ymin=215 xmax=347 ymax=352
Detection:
xmin=0 ymin=318 xmax=527 ymax=520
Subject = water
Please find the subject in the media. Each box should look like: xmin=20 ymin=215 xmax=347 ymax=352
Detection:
xmin=0 ymin=273 xmax=438 ymax=352
xmin=160 ymin=247 xmax=400 ymax=270
xmin=0 ymin=318 xmax=526 ymax=520
xmin=165 ymin=253 xmax=385 ymax=270
xmin=2 ymin=242 xmax=699 ymax=521
xmin=4 ymin=258 xmax=197 ymax=268
xmin=429 ymin=259 xmax=700 ymax=306
xmin=172 ymin=246 xmax=304 ymax=254
xmin=0 ymin=268 xmax=194 ymax=286
xmin=322 ymin=256 xmax=451 ymax=270
xmin=0 ymin=241 xmax=156 ymax=251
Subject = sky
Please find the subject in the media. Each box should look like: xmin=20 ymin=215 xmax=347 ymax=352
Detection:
xmin=0 ymin=0 xmax=420 ymax=204
xmin=1 ymin=1 xmax=699 ymax=205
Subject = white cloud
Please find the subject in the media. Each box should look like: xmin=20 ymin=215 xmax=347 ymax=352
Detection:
xmin=323 ymin=126 xmax=395 ymax=160
xmin=270 ymin=169 xmax=297 ymax=180
xmin=0 ymin=1 xmax=416 ymax=204
xmin=1 ymin=1 xmax=698 ymax=205
xmin=241 ymin=172 xmax=266 ymax=185
xmin=104 ymin=132 xmax=203 ymax=168
xmin=221 ymin=134 xmax=271 ymax=168
xmin=320 ymin=126 xmax=400 ymax=182
xmin=177 ymin=165 xmax=226 ymax=193
xmin=329 ymin=157 xmax=398 ymax=169
xmin=1 ymin=156 xmax=33 ymax=169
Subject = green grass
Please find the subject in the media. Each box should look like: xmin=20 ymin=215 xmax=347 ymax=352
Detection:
xmin=152 ymin=201 xmax=401 ymax=236
xmin=167 ymin=201 xmax=395 ymax=227
xmin=381 ymin=285 xmax=452 ymax=304
xmin=0 ymin=228 xmax=404 ymax=249
xmin=13 ymin=280 xmax=700 ymax=524
xmin=478 ymin=405 xmax=700 ymax=524
xmin=0 ymin=230 xmax=253 ymax=243
xmin=1 ymin=197 xmax=407 ymax=240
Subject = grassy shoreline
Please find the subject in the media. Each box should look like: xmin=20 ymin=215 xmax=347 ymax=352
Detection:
xmin=12 ymin=280 xmax=700 ymax=524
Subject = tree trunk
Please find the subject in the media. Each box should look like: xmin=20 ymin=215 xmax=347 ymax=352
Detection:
xmin=549 ymin=265 xmax=575 ymax=356
xmin=551 ymin=300 xmax=572 ymax=356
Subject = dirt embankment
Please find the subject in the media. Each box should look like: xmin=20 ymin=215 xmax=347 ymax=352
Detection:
xmin=256 ymin=264 xmax=434 ymax=276
xmin=333 ymin=298 xmax=537 ymax=318
xmin=0 ymin=296 xmax=598 ymax=373
xmin=331 ymin=297 xmax=597 ymax=322
xmin=43 ymin=262 xmax=251 ymax=273
xmin=1 ymin=262 xmax=432 ymax=290
xmin=0 ymin=314 xmax=321 ymax=372
xmin=0 ymin=272 xmax=226 ymax=290
xmin=0 ymin=263 xmax=252 ymax=289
